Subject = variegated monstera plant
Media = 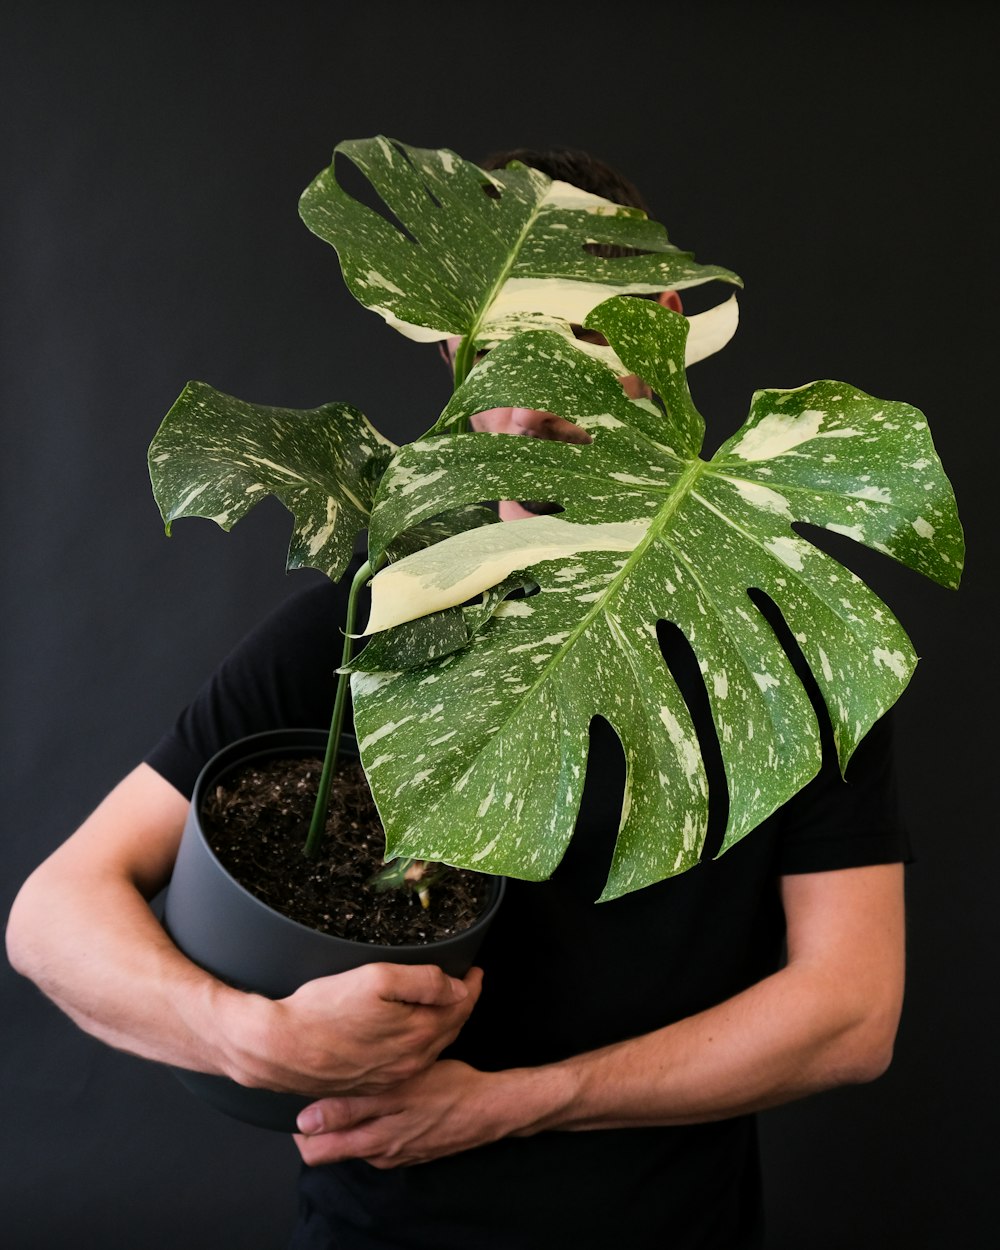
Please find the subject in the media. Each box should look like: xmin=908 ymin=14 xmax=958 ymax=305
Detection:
xmin=149 ymin=137 xmax=963 ymax=902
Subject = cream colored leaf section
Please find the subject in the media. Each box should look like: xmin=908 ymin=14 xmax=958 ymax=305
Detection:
xmin=373 ymin=288 xmax=738 ymax=372
xmin=684 ymin=294 xmax=740 ymax=366
xmin=365 ymin=515 xmax=651 ymax=634
xmin=539 ymin=178 xmax=627 ymax=212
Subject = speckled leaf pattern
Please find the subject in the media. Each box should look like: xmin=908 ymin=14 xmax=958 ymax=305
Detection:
xmin=382 ymin=504 xmax=499 ymax=563
xmin=349 ymin=572 xmax=535 ymax=674
xmin=298 ymin=137 xmax=742 ymax=366
xmin=148 ymin=381 xmax=395 ymax=582
xmin=352 ymin=298 xmax=963 ymax=899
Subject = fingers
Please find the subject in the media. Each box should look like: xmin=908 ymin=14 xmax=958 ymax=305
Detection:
xmin=293 ymin=1093 xmax=401 ymax=1166
xmin=294 ymin=1124 xmax=385 ymax=1167
xmin=242 ymin=963 xmax=485 ymax=1096
xmin=372 ymin=961 xmax=481 ymax=1009
xmin=296 ymin=1093 xmax=387 ymax=1136
xmin=292 ymin=1060 xmax=488 ymax=1169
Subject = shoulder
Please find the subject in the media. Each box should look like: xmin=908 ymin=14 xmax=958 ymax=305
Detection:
xmin=229 ymin=554 xmax=370 ymax=661
xmin=777 ymin=707 xmax=911 ymax=874
xmin=144 ymin=561 xmax=365 ymax=796
xmin=237 ymin=575 xmax=349 ymax=655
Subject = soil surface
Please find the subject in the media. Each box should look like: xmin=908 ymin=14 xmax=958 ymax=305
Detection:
xmin=200 ymin=754 xmax=492 ymax=945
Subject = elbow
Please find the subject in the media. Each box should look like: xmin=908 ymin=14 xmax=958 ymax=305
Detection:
xmin=830 ymin=1004 xmax=901 ymax=1086
xmin=6 ymin=884 xmax=34 ymax=979
xmin=840 ymin=1033 xmax=896 ymax=1085
xmin=6 ymin=870 xmax=49 ymax=983
xmin=6 ymin=891 xmax=32 ymax=979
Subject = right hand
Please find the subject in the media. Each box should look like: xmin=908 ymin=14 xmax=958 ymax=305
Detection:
xmin=220 ymin=962 xmax=483 ymax=1097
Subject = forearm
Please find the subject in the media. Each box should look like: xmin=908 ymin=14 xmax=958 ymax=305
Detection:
xmin=294 ymin=865 xmax=905 ymax=1166
xmin=293 ymin=966 xmax=896 ymax=1166
xmin=505 ymin=962 xmax=895 ymax=1138
xmin=499 ymin=865 xmax=906 ymax=1138
xmin=7 ymin=766 xmax=482 ymax=1097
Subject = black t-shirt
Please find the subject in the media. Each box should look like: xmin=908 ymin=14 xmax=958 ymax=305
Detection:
xmin=147 ymin=567 xmax=909 ymax=1250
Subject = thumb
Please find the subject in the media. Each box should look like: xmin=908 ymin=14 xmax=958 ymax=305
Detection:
xmin=376 ymin=962 xmax=470 ymax=1007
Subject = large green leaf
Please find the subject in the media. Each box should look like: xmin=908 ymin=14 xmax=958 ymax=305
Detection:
xmin=148 ymin=384 xmax=501 ymax=581
xmin=348 ymin=571 xmax=535 ymax=674
xmin=352 ymin=298 xmax=963 ymax=900
xmin=149 ymin=381 xmax=395 ymax=581
xmin=299 ymin=137 xmax=742 ymax=369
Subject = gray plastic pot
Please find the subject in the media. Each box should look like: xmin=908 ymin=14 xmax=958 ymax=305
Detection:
xmin=162 ymin=728 xmax=505 ymax=1132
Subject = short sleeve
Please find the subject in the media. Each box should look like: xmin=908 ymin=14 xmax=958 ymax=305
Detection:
xmin=144 ymin=573 xmax=356 ymax=798
xmin=775 ymin=708 xmax=912 ymax=875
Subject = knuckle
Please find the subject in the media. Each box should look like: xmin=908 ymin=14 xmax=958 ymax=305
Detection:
xmin=361 ymin=962 xmax=394 ymax=994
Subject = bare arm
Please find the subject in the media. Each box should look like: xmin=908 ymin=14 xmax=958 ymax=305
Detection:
xmin=294 ymin=862 xmax=905 ymax=1165
xmin=6 ymin=764 xmax=481 ymax=1096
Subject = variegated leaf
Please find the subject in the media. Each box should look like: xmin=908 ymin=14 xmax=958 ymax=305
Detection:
xmin=352 ymin=297 xmax=963 ymax=899
xmin=149 ymin=386 xmax=506 ymax=582
xmin=299 ymin=137 xmax=741 ymax=369
xmin=383 ymin=503 xmax=499 ymax=562
xmin=148 ymin=381 xmax=395 ymax=582
xmin=349 ymin=572 xmax=535 ymax=674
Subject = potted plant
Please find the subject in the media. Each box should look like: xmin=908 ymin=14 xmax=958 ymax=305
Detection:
xmin=150 ymin=136 xmax=962 ymax=1128
xmin=148 ymin=137 xmax=744 ymax=1129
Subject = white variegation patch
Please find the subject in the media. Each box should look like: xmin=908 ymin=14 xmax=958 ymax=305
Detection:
xmin=764 ymin=536 xmax=807 ymax=571
xmin=729 ymin=409 xmax=827 ymax=460
xmin=366 ymin=306 xmax=450 ymax=343
xmin=826 ymin=523 xmax=865 ymax=542
xmin=850 ymin=485 xmax=893 ymax=503
xmin=684 ymin=294 xmax=740 ymax=366
xmin=365 ymin=515 xmax=651 ymax=633
xmin=539 ymin=179 xmax=625 ymax=212
xmin=721 ymin=476 xmax=793 ymax=518
xmin=873 ymin=647 xmax=909 ymax=679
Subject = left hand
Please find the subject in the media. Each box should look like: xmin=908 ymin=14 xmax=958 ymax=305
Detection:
xmin=293 ymin=1059 xmax=509 ymax=1168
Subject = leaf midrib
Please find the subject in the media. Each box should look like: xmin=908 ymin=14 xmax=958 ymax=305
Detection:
xmin=449 ymin=457 xmax=711 ymax=749
xmin=462 ymin=188 xmax=548 ymax=350
xmin=387 ymin=457 xmax=713 ymax=847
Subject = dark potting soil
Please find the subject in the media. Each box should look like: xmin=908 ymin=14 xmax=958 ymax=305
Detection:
xmin=200 ymin=754 xmax=491 ymax=945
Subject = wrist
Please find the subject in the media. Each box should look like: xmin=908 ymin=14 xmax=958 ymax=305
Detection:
xmin=194 ymin=979 xmax=275 ymax=1086
xmin=491 ymin=1061 xmax=583 ymax=1138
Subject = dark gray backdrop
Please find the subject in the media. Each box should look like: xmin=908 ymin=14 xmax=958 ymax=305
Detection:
xmin=3 ymin=3 xmax=995 ymax=1246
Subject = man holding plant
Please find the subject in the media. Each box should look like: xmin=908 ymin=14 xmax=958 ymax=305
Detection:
xmin=8 ymin=146 xmax=913 ymax=1249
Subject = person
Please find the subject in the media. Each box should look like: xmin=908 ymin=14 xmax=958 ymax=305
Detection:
xmin=6 ymin=147 xmax=908 ymax=1250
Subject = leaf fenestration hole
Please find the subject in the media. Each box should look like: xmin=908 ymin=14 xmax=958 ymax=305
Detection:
xmin=581 ymin=241 xmax=656 ymax=259
xmin=334 ymin=151 xmax=420 ymax=246
xmin=481 ymin=182 xmax=502 ymax=201
xmin=511 ymin=578 xmax=540 ymax=599
xmin=655 ymin=619 xmax=729 ymax=861
xmin=394 ymin=141 xmax=443 ymax=210
xmin=745 ymin=586 xmax=832 ymax=742
xmin=791 ymin=520 xmax=909 ymax=597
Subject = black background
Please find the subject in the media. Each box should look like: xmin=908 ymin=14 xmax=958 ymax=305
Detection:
xmin=2 ymin=3 xmax=995 ymax=1246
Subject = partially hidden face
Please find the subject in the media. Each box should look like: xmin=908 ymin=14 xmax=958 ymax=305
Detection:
xmin=442 ymin=292 xmax=680 ymax=518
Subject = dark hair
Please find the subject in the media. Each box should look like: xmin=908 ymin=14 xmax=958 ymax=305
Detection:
xmin=479 ymin=146 xmax=651 ymax=215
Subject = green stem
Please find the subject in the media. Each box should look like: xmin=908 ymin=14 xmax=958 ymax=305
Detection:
xmin=303 ymin=555 xmax=380 ymax=857
xmin=303 ymin=325 xmax=471 ymax=858
xmin=451 ymin=334 xmax=476 ymax=434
